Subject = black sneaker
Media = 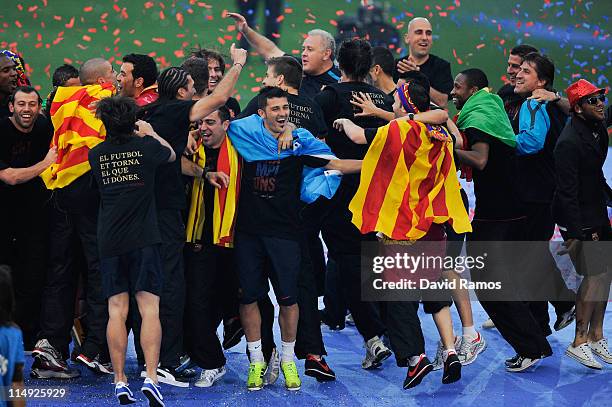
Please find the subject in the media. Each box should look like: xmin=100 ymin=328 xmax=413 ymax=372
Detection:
xmin=30 ymin=340 xmax=81 ymax=380
xmin=223 ymin=317 xmax=244 ymax=350
xmin=442 ymin=352 xmax=461 ymax=384
xmin=403 ymin=354 xmax=433 ymax=389
xmin=304 ymin=355 xmax=336 ymax=382
xmin=144 ymin=366 xmax=190 ymax=387
xmin=320 ymin=310 xmax=345 ymax=331
xmin=505 ymin=355 xmax=540 ymax=372
xmin=505 ymin=354 xmax=521 ymax=367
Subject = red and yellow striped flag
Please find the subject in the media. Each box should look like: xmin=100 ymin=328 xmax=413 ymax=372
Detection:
xmin=185 ymin=136 xmax=241 ymax=248
xmin=349 ymin=119 xmax=471 ymax=241
xmin=40 ymin=83 xmax=115 ymax=189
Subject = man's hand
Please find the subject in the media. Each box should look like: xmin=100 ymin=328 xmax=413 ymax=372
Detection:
xmin=278 ymin=122 xmax=295 ymax=153
xmin=351 ymin=92 xmax=379 ymax=117
xmin=205 ymin=171 xmax=230 ymax=188
xmin=135 ymin=120 xmax=154 ymax=137
xmin=184 ymin=132 xmax=199 ymax=155
xmin=230 ymin=43 xmax=248 ymax=67
xmin=333 ymin=118 xmax=354 ymax=132
xmin=558 ymin=238 xmax=581 ymax=263
xmin=43 ymin=146 xmax=58 ymax=166
xmin=528 ymin=88 xmax=558 ymax=103
xmin=396 ymin=56 xmax=419 ymax=73
xmin=225 ymin=12 xmax=249 ymax=33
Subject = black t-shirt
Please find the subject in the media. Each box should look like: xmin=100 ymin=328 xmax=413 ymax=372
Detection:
xmin=464 ymin=128 xmax=523 ymax=220
xmin=239 ymin=93 xmax=328 ymax=138
xmin=142 ymin=99 xmax=196 ymax=210
xmin=201 ymin=146 xmax=220 ymax=245
xmin=0 ymin=116 xmax=53 ymax=207
xmin=89 ymin=136 xmax=170 ymax=258
xmin=497 ymin=84 xmax=525 ymax=133
xmin=236 ymin=155 xmax=329 ymax=240
xmin=283 ymin=54 xmax=342 ymax=100
xmin=394 ymin=54 xmax=453 ymax=95
xmin=315 ymin=81 xmax=393 ymax=161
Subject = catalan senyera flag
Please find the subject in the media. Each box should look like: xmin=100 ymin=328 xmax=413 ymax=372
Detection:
xmin=185 ymin=136 xmax=241 ymax=248
xmin=349 ymin=119 xmax=472 ymax=241
xmin=40 ymin=83 xmax=115 ymax=189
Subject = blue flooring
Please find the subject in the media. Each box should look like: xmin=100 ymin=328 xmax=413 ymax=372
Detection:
xmin=25 ymin=304 xmax=612 ymax=406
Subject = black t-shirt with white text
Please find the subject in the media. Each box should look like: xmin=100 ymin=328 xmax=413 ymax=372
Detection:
xmin=142 ymin=99 xmax=196 ymax=210
xmin=394 ymin=53 xmax=453 ymax=96
xmin=236 ymin=155 xmax=329 ymax=240
xmin=89 ymin=136 xmax=170 ymax=258
xmin=239 ymin=93 xmax=328 ymax=138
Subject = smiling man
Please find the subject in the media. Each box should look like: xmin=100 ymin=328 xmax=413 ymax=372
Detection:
xmin=0 ymin=54 xmax=18 ymax=118
xmin=117 ymin=54 xmax=159 ymax=106
xmin=226 ymin=12 xmax=341 ymax=99
xmin=394 ymin=17 xmax=453 ymax=108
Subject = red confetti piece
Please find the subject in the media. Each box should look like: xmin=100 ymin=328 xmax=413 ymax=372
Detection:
xmin=52 ymin=37 xmax=63 ymax=45
xmin=65 ymin=17 xmax=75 ymax=28
xmin=53 ymin=15 xmax=61 ymax=20
xmin=133 ymin=39 xmax=143 ymax=47
xmin=152 ymin=37 xmax=166 ymax=43
xmin=83 ymin=6 xmax=92 ymax=12
xmin=17 ymin=4 xmax=23 ymax=11
xmin=176 ymin=12 xmax=184 ymax=27
xmin=336 ymin=10 xmax=344 ymax=16
xmin=276 ymin=15 xmax=284 ymax=23
xmin=439 ymin=12 xmax=447 ymax=17
xmin=174 ymin=50 xmax=185 ymax=58
xmin=28 ymin=5 xmax=38 ymax=12
xmin=476 ymin=43 xmax=485 ymax=49
xmin=113 ymin=28 xmax=120 ymax=36
xmin=88 ymin=28 xmax=96 ymax=33
xmin=113 ymin=37 xmax=120 ymax=45
xmin=64 ymin=58 xmax=73 ymax=64
xmin=36 ymin=33 xmax=42 ymax=41
xmin=526 ymin=21 xmax=534 ymax=27
xmin=251 ymin=87 xmax=261 ymax=93
xmin=593 ymin=30 xmax=599 ymax=38
xmin=329 ymin=19 xmax=337 ymax=27
xmin=82 ymin=35 xmax=91 ymax=42
xmin=217 ymin=36 xmax=225 ymax=44
xmin=160 ymin=10 xmax=165 ymax=19
xmin=284 ymin=8 xmax=293 ymax=13
xmin=144 ymin=1 xmax=154 ymax=8
xmin=15 ymin=21 xmax=22 ymax=28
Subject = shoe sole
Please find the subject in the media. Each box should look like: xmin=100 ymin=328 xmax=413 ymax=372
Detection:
xmin=565 ymin=349 xmax=603 ymax=370
xmin=442 ymin=360 xmax=462 ymax=384
xmin=142 ymin=387 xmax=165 ymax=407
xmin=403 ymin=363 xmax=433 ymax=389
xmin=194 ymin=370 xmax=226 ymax=388
xmin=76 ymin=355 xmax=113 ymax=375
xmin=506 ymin=359 xmax=541 ymax=372
xmin=30 ymin=369 xmax=80 ymax=379
xmin=286 ymin=385 xmax=301 ymax=391
xmin=247 ymin=385 xmax=264 ymax=391
xmin=305 ymin=368 xmax=336 ymax=382
xmin=591 ymin=349 xmax=612 ymax=364
xmin=117 ymin=393 xmax=136 ymax=405
xmin=223 ymin=327 xmax=245 ymax=350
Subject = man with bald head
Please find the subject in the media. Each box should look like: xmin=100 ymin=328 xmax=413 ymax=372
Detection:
xmin=0 ymin=54 xmax=18 ymax=118
xmin=395 ymin=17 xmax=453 ymax=108
xmin=226 ymin=12 xmax=341 ymax=99
xmin=32 ymin=58 xmax=117 ymax=380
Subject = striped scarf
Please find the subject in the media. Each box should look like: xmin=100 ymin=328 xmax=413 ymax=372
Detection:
xmin=185 ymin=136 xmax=241 ymax=247
xmin=397 ymin=82 xmax=451 ymax=142
xmin=349 ymin=119 xmax=472 ymax=241
xmin=40 ymin=83 xmax=115 ymax=189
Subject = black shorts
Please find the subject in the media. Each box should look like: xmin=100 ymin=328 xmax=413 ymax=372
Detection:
xmin=560 ymin=225 xmax=611 ymax=277
xmin=234 ymin=232 xmax=300 ymax=306
xmin=101 ymin=244 xmax=163 ymax=298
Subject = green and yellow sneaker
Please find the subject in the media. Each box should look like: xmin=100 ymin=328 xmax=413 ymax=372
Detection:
xmin=281 ymin=361 xmax=301 ymax=391
xmin=247 ymin=361 xmax=267 ymax=391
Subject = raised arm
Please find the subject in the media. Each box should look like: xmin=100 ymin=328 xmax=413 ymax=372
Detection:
xmin=333 ymin=118 xmax=367 ymax=144
xmin=0 ymin=147 xmax=57 ymax=186
xmin=136 ymin=120 xmax=176 ymax=162
xmin=189 ymin=44 xmax=248 ymax=122
xmin=226 ymin=12 xmax=284 ymax=60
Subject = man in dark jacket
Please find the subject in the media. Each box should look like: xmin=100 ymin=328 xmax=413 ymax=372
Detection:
xmin=553 ymin=79 xmax=611 ymax=370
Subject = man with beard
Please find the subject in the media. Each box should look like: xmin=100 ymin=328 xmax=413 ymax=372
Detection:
xmin=0 ymin=54 xmax=18 ymax=119
xmin=0 ymin=87 xmax=57 ymax=353
xmin=117 ymin=54 xmax=159 ymax=106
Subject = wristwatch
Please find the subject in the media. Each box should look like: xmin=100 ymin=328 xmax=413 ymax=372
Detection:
xmin=407 ymin=112 xmax=415 ymax=120
xmin=552 ymin=92 xmax=561 ymax=103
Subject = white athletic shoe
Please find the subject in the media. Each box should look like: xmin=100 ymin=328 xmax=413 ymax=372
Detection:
xmin=195 ymin=366 xmax=226 ymax=388
xmin=481 ymin=318 xmax=496 ymax=329
xmin=589 ymin=338 xmax=612 ymax=364
xmin=432 ymin=336 xmax=461 ymax=371
xmin=565 ymin=343 xmax=603 ymax=370
xmin=263 ymin=348 xmax=281 ymax=385
xmin=362 ymin=336 xmax=392 ymax=370
xmin=458 ymin=332 xmax=487 ymax=366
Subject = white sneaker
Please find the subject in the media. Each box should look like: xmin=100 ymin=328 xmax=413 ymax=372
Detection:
xmin=263 ymin=348 xmax=281 ymax=385
xmin=432 ymin=337 xmax=461 ymax=371
xmin=458 ymin=332 xmax=487 ymax=366
xmin=195 ymin=366 xmax=226 ymax=388
xmin=361 ymin=336 xmax=392 ymax=370
xmin=589 ymin=338 xmax=612 ymax=364
xmin=481 ymin=318 xmax=495 ymax=329
xmin=565 ymin=343 xmax=603 ymax=370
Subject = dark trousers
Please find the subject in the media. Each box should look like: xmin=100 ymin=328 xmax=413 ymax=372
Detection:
xmin=184 ymin=244 xmax=239 ymax=369
xmin=385 ymin=301 xmax=425 ymax=367
xmin=38 ymin=191 xmax=107 ymax=360
xmin=260 ymin=236 xmax=327 ymax=359
xmin=523 ymin=204 xmax=575 ymax=331
xmin=157 ymin=209 xmax=186 ymax=367
xmin=468 ymin=218 xmax=552 ymax=359
xmin=322 ymin=258 xmax=348 ymax=327
xmin=0 ymin=202 xmax=49 ymax=350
